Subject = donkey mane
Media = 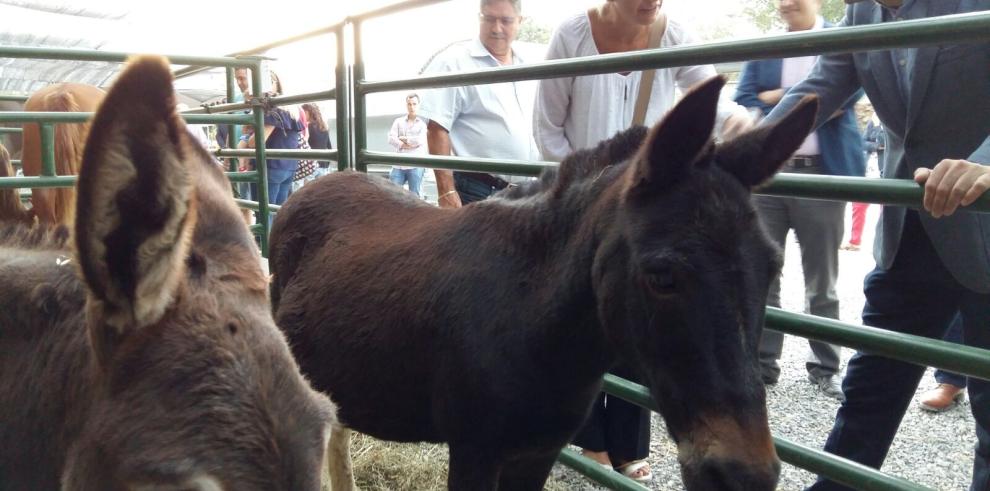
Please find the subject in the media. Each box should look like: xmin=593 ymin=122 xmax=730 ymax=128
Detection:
xmin=552 ymin=126 xmax=649 ymax=195
xmin=0 ymin=222 xmax=70 ymax=250
xmin=497 ymin=126 xmax=649 ymax=202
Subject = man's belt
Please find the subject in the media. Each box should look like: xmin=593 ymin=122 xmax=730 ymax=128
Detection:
xmin=459 ymin=171 xmax=509 ymax=190
xmin=784 ymin=155 xmax=822 ymax=169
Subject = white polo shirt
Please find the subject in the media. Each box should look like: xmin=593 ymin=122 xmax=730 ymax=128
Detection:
xmin=419 ymin=38 xmax=540 ymax=184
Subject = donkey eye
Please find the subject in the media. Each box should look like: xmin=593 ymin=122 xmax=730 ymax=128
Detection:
xmin=644 ymin=270 xmax=676 ymax=296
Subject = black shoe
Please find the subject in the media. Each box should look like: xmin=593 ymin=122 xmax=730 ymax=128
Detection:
xmin=761 ymin=373 xmax=779 ymax=385
xmin=808 ymin=373 xmax=845 ymax=402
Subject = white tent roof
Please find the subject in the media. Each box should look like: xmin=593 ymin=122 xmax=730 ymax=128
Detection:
xmin=0 ymin=0 xmax=346 ymax=100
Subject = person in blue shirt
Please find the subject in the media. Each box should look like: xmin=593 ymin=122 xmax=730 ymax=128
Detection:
xmin=237 ymin=70 xmax=303 ymax=206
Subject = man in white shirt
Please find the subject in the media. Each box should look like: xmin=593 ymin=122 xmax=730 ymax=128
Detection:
xmin=387 ymin=93 xmax=429 ymax=198
xmin=419 ymin=0 xmax=539 ymax=208
xmin=733 ymin=0 xmax=865 ymax=401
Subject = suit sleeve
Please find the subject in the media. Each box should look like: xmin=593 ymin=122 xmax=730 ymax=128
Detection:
xmin=969 ymin=136 xmax=990 ymax=165
xmin=764 ymin=13 xmax=862 ymax=130
xmin=733 ymin=62 xmax=767 ymax=111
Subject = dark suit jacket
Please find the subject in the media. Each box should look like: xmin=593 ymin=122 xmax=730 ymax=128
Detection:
xmin=734 ymin=21 xmax=865 ymax=177
xmin=766 ymin=0 xmax=990 ymax=293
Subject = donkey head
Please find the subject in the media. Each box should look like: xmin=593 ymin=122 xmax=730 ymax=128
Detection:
xmin=62 ymin=57 xmax=335 ymax=490
xmin=595 ymin=77 xmax=817 ymax=490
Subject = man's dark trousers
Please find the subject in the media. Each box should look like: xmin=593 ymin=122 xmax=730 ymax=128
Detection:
xmin=809 ymin=210 xmax=990 ymax=491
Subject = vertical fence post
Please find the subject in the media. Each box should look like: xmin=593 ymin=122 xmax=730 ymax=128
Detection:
xmin=225 ymin=66 xmax=239 ymax=173
xmin=40 ymin=123 xmax=55 ymax=176
xmin=334 ymin=24 xmax=351 ymax=172
xmin=249 ymin=58 xmax=271 ymax=256
xmin=352 ymin=20 xmax=368 ymax=173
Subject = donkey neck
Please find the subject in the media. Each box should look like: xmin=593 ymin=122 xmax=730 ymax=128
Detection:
xmin=0 ymin=248 xmax=96 ymax=480
xmin=460 ymin=182 xmax=624 ymax=379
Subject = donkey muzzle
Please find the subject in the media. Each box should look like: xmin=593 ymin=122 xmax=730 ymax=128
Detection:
xmin=676 ymin=414 xmax=780 ymax=491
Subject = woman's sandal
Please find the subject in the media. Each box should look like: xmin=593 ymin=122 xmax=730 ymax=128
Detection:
xmin=614 ymin=460 xmax=653 ymax=482
xmin=580 ymin=449 xmax=614 ymax=471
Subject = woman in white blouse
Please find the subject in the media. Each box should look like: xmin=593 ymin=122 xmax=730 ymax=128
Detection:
xmin=534 ymin=0 xmax=752 ymax=163
xmin=533 ymin=0 xmax=753 ymax=482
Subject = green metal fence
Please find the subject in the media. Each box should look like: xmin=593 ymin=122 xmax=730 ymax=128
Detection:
xmin=2 ymin=3 xmax=990 ymax=490
xmin=0 ymin=30 xmax=348 ymax=255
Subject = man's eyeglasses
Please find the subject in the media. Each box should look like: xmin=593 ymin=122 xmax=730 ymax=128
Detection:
xmin=479 ymin=13 xmax=520 ymax=26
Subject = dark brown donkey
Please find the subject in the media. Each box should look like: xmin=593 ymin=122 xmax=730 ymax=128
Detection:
xmin=271 ymin=77 xmax=818 ymax=491
xmin=0 ymin=56 xmax=338 ymax=490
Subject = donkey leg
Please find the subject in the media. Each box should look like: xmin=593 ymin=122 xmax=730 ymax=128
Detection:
xmin=326 ymin=425 xmax=356 ymax=491
xmin=497 ymin=452 xmax=559 ymax=491
xmin=448 ymin=444 xmax=501 ymax=491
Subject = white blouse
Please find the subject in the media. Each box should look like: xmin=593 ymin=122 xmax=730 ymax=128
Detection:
xmin=534 ymin=12 xmax=746 ymax=162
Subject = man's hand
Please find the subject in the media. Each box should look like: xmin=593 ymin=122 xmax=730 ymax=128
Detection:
xmin=757 ymin=88 xmax=785 ymax=106
xmin=721 ymin=111 xmax=756 ymax=140
xmin=914 ymin=159 xmax=990 ymax=218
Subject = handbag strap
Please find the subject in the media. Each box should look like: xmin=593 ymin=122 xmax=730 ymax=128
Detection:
xmin=632 ymin=12 xmax=668 ymax=127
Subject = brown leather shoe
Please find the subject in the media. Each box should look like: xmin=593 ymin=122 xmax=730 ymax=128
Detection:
xmin=918 ymin=383 xmax=966 ymax=412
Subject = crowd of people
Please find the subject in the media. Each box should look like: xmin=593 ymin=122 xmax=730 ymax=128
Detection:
xmin=213 ymin=67 xmax=333 ymax=210
xmin=214 ymin=0 xmax=988 ymax=488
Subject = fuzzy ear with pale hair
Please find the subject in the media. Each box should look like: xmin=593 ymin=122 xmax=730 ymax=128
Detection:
xmin=74 ymin=55 xmax=197 ymax=337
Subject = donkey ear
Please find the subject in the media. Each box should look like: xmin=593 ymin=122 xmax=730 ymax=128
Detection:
xmin=74 ymin=56 xmax=196 ymax=334
xmin=626 ymin=76 xmax=724 ymax=196
xmin=716 ymin=95 xmax=819 ymax=187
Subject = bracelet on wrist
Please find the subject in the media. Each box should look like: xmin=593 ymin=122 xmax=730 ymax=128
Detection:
xmin=439 ymin=190 xmax=457 ymax=199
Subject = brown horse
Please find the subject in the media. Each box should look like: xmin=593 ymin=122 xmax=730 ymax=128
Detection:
xmin=269 ymin=77 xmax=819 ymax=490
xmin=21 ymin=82 xmax=105 ymax=225
xmin=0 ymin=56 xmax=339 ymax=490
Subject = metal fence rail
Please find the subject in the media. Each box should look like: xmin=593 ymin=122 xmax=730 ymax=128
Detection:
xmin=602 ymin=375 xmax=934 ymax=491
xmin=357 ymin=11 xmax=990 ymax=94
xmin=0 ymin=46 xmax=280 ymax=252
xmin=0 ymin=40 xmax=348 ymax=252
xmin=359 ymin=151 xmax=990 ymax=212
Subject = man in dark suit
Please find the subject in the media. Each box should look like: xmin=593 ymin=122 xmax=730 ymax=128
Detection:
xmin=734 ymin=0 xmax=865 ymax=400
xmin=765 ymin=1 xmax=990 ymax=489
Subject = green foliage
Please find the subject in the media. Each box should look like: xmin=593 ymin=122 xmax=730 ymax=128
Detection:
xmin=741 ymin=0 xmax=848 ymax=32
xmin=517 ymin=19 xmax=552 ymax=44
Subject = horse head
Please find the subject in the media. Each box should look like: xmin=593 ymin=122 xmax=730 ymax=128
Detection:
xmin=594 ymin=76 xmax=817 ymax=490
xmin=61 ymin=56 xmax=335 ymax=490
